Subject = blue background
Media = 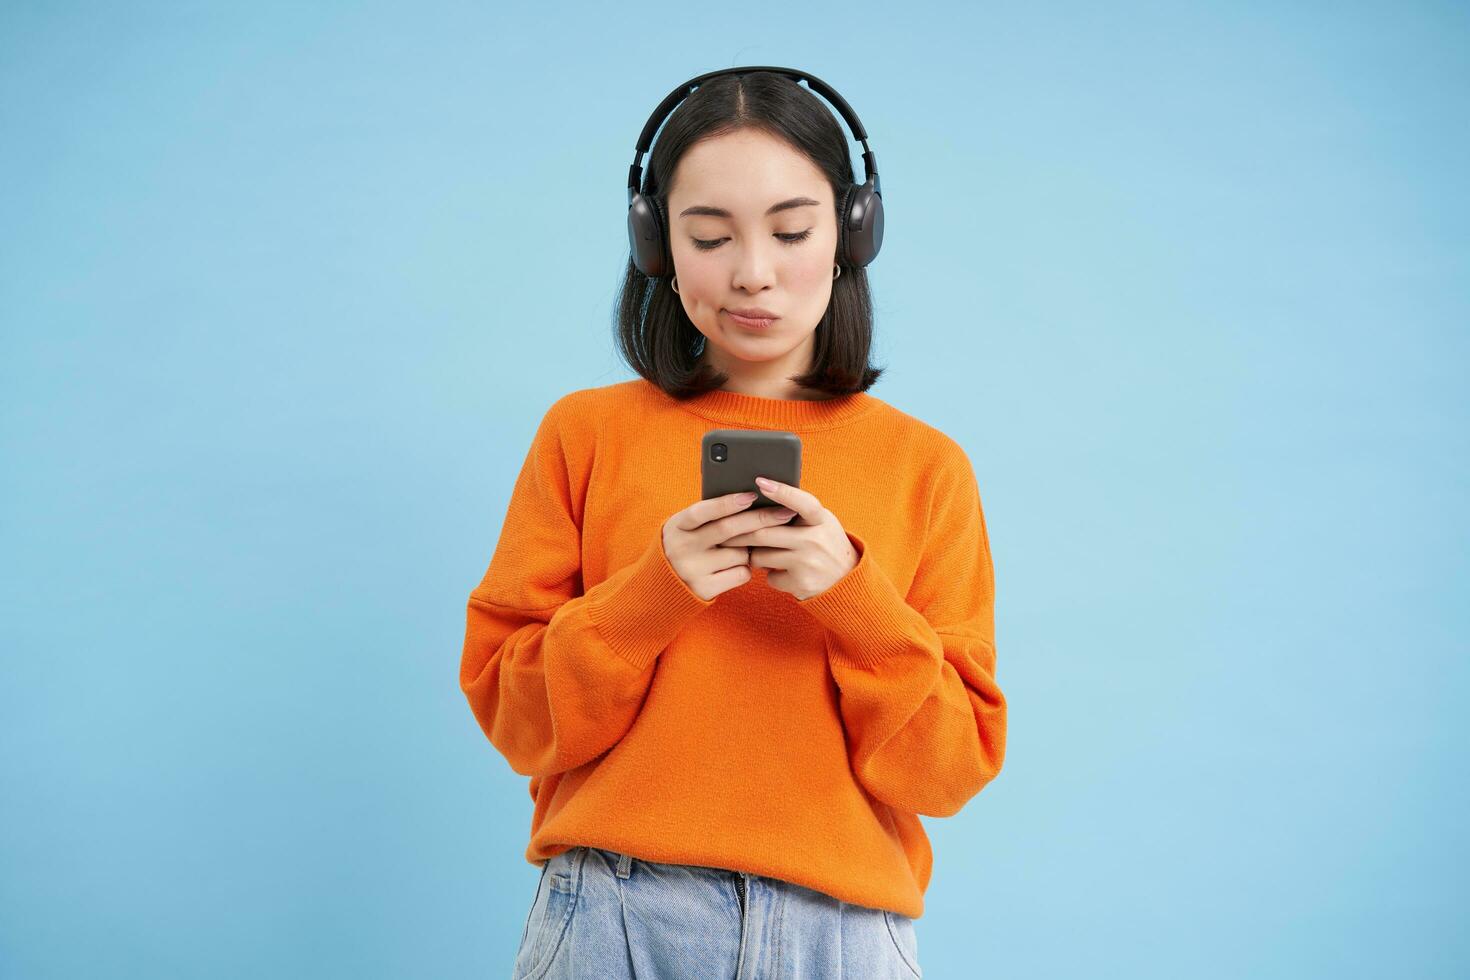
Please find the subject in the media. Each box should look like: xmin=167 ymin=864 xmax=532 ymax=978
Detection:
xmin=2 ymin=2 xmax=1465 ymax=977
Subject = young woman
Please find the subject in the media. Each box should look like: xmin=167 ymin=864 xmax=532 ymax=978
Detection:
xmin=460 ymin=68 xmax=1006 ymax=979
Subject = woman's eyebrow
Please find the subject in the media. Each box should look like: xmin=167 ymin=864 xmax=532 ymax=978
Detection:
xmin=678 ymin=196 xmax=820 ymax=219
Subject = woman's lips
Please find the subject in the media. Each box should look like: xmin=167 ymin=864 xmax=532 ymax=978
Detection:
xmin=723 ymin=309 xmax=779 ymax=329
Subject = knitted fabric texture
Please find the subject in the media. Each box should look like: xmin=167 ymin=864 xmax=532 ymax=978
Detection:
xmin=459 ymin=378 xmax=1006 ymax=919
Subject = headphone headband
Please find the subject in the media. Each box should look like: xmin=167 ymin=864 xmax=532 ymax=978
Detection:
xmin=625 ymin=66 xmax=880 ymax=205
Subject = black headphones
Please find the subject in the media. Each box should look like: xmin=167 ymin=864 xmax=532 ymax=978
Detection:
xmin=626 ymin=66 xmax=884 ymax=279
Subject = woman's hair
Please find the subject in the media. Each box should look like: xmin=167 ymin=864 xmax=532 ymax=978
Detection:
xmin=613 ymin=71 xmax=885 ymax=399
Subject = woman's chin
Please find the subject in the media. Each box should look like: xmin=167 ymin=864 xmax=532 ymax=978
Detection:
xmin=720 ymin=340 xmax=793 ymax=363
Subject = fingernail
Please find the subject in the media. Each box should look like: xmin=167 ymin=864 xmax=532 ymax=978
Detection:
xmin=755 ymin=476 xmax=775 ymax=487
xmin=738 ymin=491 xmax=758 ymax=500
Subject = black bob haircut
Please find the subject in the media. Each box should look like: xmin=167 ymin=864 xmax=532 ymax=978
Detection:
xmin=613 ymin=70 xmax=886 ymax=400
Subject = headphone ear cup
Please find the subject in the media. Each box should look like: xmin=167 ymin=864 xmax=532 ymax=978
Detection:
xmin=627 ymin=192 xmax=669 ymax=278
xmin=842 ymin=180 xmax=884 ymax=268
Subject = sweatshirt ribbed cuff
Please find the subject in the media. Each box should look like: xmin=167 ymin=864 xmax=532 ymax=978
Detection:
xmin=798 ymin=530 xmax=930 ymax=670
xmin=586 ymin=532 xmax=716 ymax=671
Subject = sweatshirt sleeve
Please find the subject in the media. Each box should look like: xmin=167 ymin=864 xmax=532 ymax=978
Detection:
xmin=459 ymin=394 xmax=716 ymax=778
xmin=797 ymin=445 xmax=1006 ymax=817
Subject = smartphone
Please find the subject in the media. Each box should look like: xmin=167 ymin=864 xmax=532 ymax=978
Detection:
xmin=701 ymin=429 xmax=802 ymax=510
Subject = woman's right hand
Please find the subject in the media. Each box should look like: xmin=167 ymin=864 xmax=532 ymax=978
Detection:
xmin=663 ymin=491 xmax=797 ymax=601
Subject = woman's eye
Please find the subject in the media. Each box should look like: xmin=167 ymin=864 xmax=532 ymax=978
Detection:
xmin=691 ymin=229 xmax=813 ymax=251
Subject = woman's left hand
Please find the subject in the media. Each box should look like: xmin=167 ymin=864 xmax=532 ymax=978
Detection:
xmin=718 ymin=476 xmax=859 ymax=601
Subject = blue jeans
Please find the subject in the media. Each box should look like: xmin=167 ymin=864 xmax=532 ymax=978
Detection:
xmin=511 ymin=845 xmax=923 ymax=979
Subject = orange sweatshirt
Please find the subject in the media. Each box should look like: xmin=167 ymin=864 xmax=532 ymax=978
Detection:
xmin=459 ymin=378 xmax=1006 ymax=919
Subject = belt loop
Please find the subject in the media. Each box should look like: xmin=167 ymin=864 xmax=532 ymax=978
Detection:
xmin=616 ymin=852 xmax=632 ymax=879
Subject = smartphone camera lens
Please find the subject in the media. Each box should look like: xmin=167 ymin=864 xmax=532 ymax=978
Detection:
xmin=710 ymin=443 xmax=727 ymax=462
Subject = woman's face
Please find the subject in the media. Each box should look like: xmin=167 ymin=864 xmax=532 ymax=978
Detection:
xmin=664 ymin=128 xmax=838 ymax=385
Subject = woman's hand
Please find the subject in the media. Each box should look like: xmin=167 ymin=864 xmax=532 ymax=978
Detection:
xmin=662 ymin=490 xmax=798 ymax=601
xmin=719 ymin=476 xmax=859 ymax=601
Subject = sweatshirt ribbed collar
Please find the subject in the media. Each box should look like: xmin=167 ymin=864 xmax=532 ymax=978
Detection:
xmin=650 ymin=380 xmax=880 ymax=432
